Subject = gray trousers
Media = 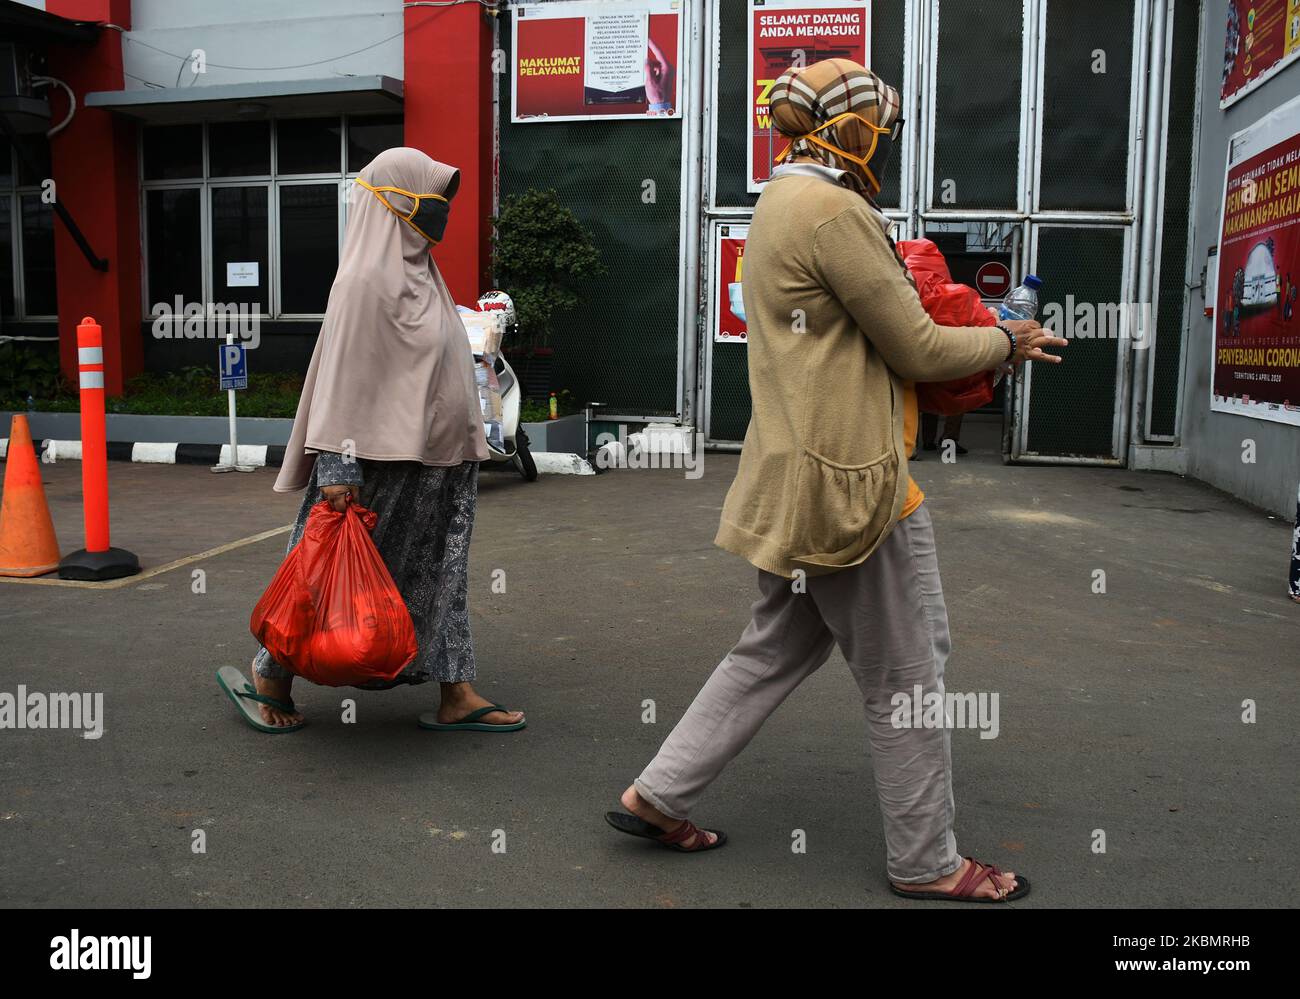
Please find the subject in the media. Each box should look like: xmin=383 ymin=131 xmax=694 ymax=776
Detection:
xmin=635 ymin=503 xmax=962 ymax=883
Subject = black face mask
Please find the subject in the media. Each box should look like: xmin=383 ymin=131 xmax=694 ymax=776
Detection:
xmin=356 ymin=179 xmax=452 ymax=244
xmin=409 ymin=196 xmax=450 ymax=244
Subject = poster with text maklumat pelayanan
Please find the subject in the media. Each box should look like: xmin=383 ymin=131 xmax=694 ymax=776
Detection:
xmin=748 ymin=1 xmax=869 ymax=192
xmin=1213 ymin=95 xmax=1300 ymax=426
xmin=513 ymin=1 xmax=682 ymax=122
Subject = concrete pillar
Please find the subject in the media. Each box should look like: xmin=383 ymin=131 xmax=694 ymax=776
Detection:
xmin=44 ymin=0 xmax=142 ymax=394
xmin=403 ymin=0 xmax=496 ymax=305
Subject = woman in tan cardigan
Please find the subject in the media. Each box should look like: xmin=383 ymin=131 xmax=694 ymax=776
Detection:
xmin=606 ymin=59 xmax=1066 ymax=902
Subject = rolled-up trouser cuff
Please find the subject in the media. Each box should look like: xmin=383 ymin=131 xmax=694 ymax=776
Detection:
xmin=888 ymin=856 xmax=965 ymax=885
xmin=632 ymin=778 xmax=688 ymax=822
xmin=252 ymin=646 xmax=292 ymax=680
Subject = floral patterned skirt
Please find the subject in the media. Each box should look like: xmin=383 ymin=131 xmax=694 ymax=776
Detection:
xmin=254 ymin=460 xmax=479 ymax=687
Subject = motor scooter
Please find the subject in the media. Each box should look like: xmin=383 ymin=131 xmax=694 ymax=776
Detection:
xmin=460 ymin=292 xmax=537 ymax=481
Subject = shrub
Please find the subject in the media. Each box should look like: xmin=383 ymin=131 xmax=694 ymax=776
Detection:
xmin=491 ymin=189 xmax=605 ymax=351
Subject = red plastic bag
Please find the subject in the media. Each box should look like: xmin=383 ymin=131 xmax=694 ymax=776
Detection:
xmin=896 ymin=239 xmax=998 ymax=417
xmin=250 ymin=501 xmax=418 ymax=687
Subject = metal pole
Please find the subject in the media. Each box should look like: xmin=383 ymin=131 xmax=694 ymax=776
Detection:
xmin=678 ymin=0 xmax=707 ymax=430
xmin=212 ymin=330 xmax=254 ymax=473
xmin=1131 ymin=0 xmax=1167 ymax=454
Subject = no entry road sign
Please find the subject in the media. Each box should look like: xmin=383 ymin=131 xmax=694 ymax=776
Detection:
xmin=976 ymin=261 xmax=1013 ymax=300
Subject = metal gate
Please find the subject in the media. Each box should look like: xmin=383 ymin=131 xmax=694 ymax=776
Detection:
xmin=696 ymin=0 xmax=1201 ymax=465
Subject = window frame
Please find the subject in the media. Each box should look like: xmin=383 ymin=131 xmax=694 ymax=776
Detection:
xmin=139 ymin=113 xmax=398 ymax=323
xmin=1 ymin=140 xmax=60 ymax=322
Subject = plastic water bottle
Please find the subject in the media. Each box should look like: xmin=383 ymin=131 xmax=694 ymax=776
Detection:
xmin=998 ymin=275 xmax=1043 ymax=322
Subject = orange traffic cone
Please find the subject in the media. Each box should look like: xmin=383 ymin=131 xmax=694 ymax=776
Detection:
xmin=0 ymin=414 xmax=61 ymax=577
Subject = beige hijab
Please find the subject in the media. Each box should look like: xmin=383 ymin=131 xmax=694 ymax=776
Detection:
xmin=274 ymin=147 xmax=488 ymax=492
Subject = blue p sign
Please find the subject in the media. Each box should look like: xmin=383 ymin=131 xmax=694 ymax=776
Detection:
xmin=219 ymin=343 xmax=248 ymax=390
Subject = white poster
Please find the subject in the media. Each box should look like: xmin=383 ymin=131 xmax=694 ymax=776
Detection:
xmin=584 ymin=10 xmax=650 ymax=100
xmin=226 ymin=262 xmax=259 ymax=287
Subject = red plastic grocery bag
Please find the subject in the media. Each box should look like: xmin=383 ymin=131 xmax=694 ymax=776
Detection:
xmin=250 ymin=500 xmax=418 ymax=687
xmin=896 ymin=239 xmax=998 ymax=417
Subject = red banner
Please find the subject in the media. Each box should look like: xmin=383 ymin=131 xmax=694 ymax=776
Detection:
xmin=1213 ymin=99 xmax=1300 ymax=425
xmin=1220 ymin=0 xmax=1300 ymax=108
xmin=513 ymin=2 xmax=682 ymax=122
xmin=748 ymin=1 xmax=869 ymax=191
xmin=715 ymin=225 xmax=749 ymax=344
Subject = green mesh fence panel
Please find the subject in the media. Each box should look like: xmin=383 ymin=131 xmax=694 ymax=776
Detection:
xmin=498 ymin=10 xmax=681 ymax=416
xmin=1038 ymin=1 xmax=1136 ymax=212
xmin=932 ymin=0 xmax=1024 ymax=210
xmin=1025 ymin=227 xmax=1126 ymax=458
xmin=707 ymin=0 xmax=906 ymax=442
xmin=1148 ymin=0 xmax=1200 ymax=439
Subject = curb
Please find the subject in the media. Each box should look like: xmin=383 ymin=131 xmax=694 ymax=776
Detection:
xmin=0 ymin=439 xmax=595 ymax=475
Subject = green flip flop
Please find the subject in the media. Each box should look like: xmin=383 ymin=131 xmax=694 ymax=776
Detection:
xmin=417 ymin=703 xmax=526 ymax=733
xmin=215 ymin=666 xmax=306 ymax=734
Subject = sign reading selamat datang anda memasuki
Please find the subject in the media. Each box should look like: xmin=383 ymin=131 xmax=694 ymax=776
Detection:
xmin=1213 ymin=93 xmax=1300 ymax=426
xmin=748 ymin=0 xmax=869 ymax=191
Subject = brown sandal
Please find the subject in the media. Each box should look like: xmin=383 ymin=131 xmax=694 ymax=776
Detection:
xmin=890 ymin=858 xmax=1030 ymax=902
xmin=604 ymin=811 xmax=728 ymax=853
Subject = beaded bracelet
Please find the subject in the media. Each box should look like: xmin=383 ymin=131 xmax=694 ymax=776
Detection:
xmin=997 ymin=324 xmax=1017 ymax=362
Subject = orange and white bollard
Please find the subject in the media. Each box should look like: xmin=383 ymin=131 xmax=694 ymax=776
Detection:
xmin=57 ymin=316 xmax=140 ymax=581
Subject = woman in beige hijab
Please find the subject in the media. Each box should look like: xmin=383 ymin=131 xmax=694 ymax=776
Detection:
xmin=223 ymin=147 xmax=525 ymax=735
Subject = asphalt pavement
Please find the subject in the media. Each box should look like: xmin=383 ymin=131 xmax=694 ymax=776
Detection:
xmin=1 ymin=422 xmax=1296 ymax=907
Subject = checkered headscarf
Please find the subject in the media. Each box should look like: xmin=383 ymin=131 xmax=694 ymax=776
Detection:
xmin=770 ymin=58 xmax=902 ymax=200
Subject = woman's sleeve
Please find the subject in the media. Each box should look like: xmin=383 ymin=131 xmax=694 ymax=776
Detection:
xmin=311 ymin=450 xmax=364 ymax=488
xmin=813 ymin=207 xmax=1010 ymax=382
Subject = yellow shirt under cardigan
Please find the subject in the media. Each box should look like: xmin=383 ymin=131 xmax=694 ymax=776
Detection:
xmin=715 ymin=174 xmax=1009 ymax=579
xmin=901 ymin=383 xmax=924 ymax=520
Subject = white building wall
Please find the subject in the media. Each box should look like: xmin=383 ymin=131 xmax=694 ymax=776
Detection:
xmin=1182 ymin=0 xmax=1300 ymax=517
xmin=118 ymin=0 xmax=404 ymax=91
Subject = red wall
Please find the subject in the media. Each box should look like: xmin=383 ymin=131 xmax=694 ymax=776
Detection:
xmin=403 ymin=1 xmax=496 ymax=306
xmin=45 ymin=0 xmax=141 ymax=394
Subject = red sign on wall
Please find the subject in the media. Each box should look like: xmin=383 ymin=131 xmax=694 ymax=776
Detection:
xmin=748 ymin=1 xmax=870 ymax=191
xmin=1220 ymin=0 xmax=1300 ymax=108
xmin=513 ymin=1 xmax=683 ymax=123
xmin=1212 ymin=95 xmax=1300 ymax=426
xmin=975 ymin=261 xmax=1013 ymax=300
xmin=715 ymin=225 xmax=750 ymax=344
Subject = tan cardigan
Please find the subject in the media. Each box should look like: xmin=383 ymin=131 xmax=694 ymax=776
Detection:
xmin=715 ymin=175 xmax=1010 ymax=578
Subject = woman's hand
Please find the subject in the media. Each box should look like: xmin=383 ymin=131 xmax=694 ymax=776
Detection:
xmin=1000 ymin=319 xmax=1068 ymax=365
xmin=645 ymin=38 xmax=673 ymax=107
xmin=320 ymin=484 xmax=359 ymax=513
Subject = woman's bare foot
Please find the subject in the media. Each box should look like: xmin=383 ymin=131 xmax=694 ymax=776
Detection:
xmin=436 ymin=682 xmax=524 ymax=727
xmin=251 ymin=665 xmax=303 ymax=728
xmin=620 ymin=784 xmax=718 ymax=849
xmin=893 ymin=858 xmax=1020 ymax=900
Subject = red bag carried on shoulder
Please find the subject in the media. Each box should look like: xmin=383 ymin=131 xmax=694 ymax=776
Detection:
xmin=250 ymin=500 xmax=418 ymax=687
xmin=896 ymin=239 xmax=998 ymax=417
